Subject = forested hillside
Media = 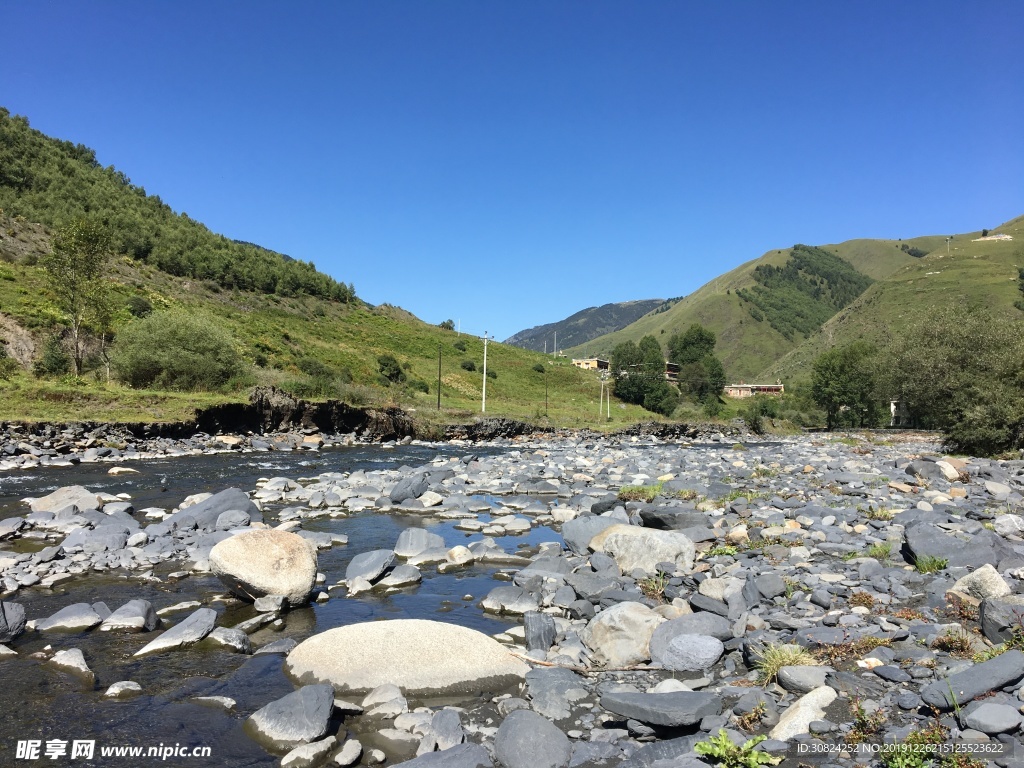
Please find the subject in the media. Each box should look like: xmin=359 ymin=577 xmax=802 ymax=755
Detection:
xmin=0 ymin=107 xmax=354 ymax=302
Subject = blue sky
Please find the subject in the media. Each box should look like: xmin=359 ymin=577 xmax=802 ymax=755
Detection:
xmin=3 ymin=3 xmax=1022 ymax=341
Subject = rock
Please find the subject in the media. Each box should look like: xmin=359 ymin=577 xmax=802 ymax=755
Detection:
xmin=482 ymin=586 xmax=540 ymax=615
xmin=963 ymin=703 xmax=1022 ymax=735
xmin=426 ymin=708 xmax=464 ymax=751
xmin=104 ymin=681 xmax=142 ymax=698
xmin=769 ymin=686 xmax=837 ymax=740
xmin=580 ymin=602 xmax=665 ymax=667
xmin=920 ymin=650 xmax=1024 ymax=709
xmin=286 ymin=619 xmax=530 ymax=696
xmin=980 ymin=596 xmax=1024 ymax=644
xmin=100 ymin=599 xmax=158 ymax=632
xmin=600 ymin=691 xmax=721 ymax=727
xmin=245 ymin=683 xmax=335 ymax=749
xmin=206 ymin=626 xmax=252 ymax=653
xmin=333 ymin=739 xmax=363 ymax=767
xmin=561 ymin=516 xmax=618 ymax=556
xmin=36 ymin=603 xmax=104 ymax=632
xmin=281 ymin=736 xmax=337 ymax=768
xmin=951 ymin=564 xmax=1011 ymax=601
xmin=210 ymin=530 xmax=318 ymax=607
xmin=392 ymin=743 xmax=492 ymax=768
xmin=166 ymin=487 xmax=259 ymax=529
xmin=649 ymin=633 xmax=724 ymax=672
xmin=494 ymin=709 xmax=571 ymax=768
xmin=0 ymin=601 xmax=26 ymax=642
xmin=649 ymin=612 xmax=734 ymax=649
xmin=134 ymin=608 xmax=217 ymax=656
xmin=30 ymin=485 xmax=101 ymax=513
xmin=390 ymin=475 xmax=429 ymax=503
xmin=253 ymin=594 xmax=287 ymax=613
xmin=345 ymin=549 xmax=395 ymax=583
xmin=524 ymin=611 xmax=556 ymax=652
xmin=525 ymin=668 xmax=590 ymax=721
xmin=904 ymin=522 xmax=1002 ymax=570
xmin=394 ymin=528 xmax=446 ymax=558
xmin=589 ymin=524 xmax=695 ymax=574
xmin=377 ymin=565 xmax=422 ymax=589
xmin=777 ymin=666 xmax=830 ymax=694
xmin=49 ymin=648 xmax=94 ymax=682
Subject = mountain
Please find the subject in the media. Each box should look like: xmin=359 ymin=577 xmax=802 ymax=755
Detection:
xmin=566 ymin=234 xmax=950 ymax=380
xmin=505 ymin=299 xmax=664 ymax=353
xmin=761 ymin=214 xmax=1024 ymax=382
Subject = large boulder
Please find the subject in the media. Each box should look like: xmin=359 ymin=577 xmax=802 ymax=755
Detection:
xmin=561 ymin=516 xmax=618 ymax=556
xmin=390 ymin=475 xmax=429 ymax=504
xmin=588 ymin=524 xmax=694 ymax=574
xmin=600 ymin=691 xmax=721 ymax=727
xmin=100 ymin=599 xmax=158 ymax=632
xmin=650 ymin=633 xmax=724 ymax=672
xmin=494 ymin=709 xmax=571 ymax=768
xmin=980 ymin=596 xmax=1024 ymax=643
xmin=29 ymin=486 xmax=102 ymax=513
xmin=921 ymin=650 xmax=1024 ymax=710
xmin=36 ymin=603 xmax=104 ymax=632
xmin=904 ymin=522 xmax=1005 ymax=570
xmin=951 ymin=564 xmax=1011 ymax=601
xmin=210 ymin=530 xmax=317 ymax=607
xmin=245 ymin=684 xmax=335 ymax=749
xmin=286 ymin=619 xmax=530 ymax=697
xmin=164 ymin=488 xmax=260 ymax=530
xmin=580 ymin=602 xmax=665 ymax=667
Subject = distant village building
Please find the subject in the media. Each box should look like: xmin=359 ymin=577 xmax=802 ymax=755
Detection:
xmin=664 ymin=362 xmax=680 ymax=381
xmin=571 ymin=358 xmax=610 ymax=371
xmin=725 ymin=381 xmax=784 ymax=398
xmin=890 ymin=400 xmax=913 ymax=428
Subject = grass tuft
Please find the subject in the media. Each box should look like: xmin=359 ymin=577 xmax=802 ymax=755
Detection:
xmin=752 ymin=643 xmax=819 ymax=684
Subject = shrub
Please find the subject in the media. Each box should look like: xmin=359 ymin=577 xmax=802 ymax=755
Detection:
xmin=0 ymin=344 xmax=19 ymax=380
xmin=532 ymin=363 xmax=545 ymax=373
xmin=407 ymin=379 xmax=429 ymax=393
xmin=377 ymin=354 xmax=406 ymax=384
xmin=453 ymin=339 xmax=467 ymax=352
xmin=126 ymin=295 xmax=153 ymax=318
xmin=486 ymin=368 xmax=496 ymax=380
xmin=111 ymin=312 xmax=243 ymax=390
xmin=915 ymin=555 xmax=948 ymax=574
xmin=695 ymin=731 xmax=781 ymax=768
xmin=33 ymin=335 xmax=72 ymax=377
xmin=297 ymin=357 xmax=335 ymax=379
xmin=460 ymin=359 xmax=476 ymax=372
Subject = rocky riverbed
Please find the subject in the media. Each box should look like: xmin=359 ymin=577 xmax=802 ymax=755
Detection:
xmin=3 ymin=430 xmax=1024 ymax=768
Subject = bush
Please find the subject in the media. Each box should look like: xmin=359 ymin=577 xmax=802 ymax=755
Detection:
xmin=111 ymin=312 xmax=243 ymax=390
xmin=453 ymin=339 xmax=467 ymax=352
xmin=297 ymin=357 xmax=334 ymax=379
xmin=460 ymin=359 xmax=476 ymax=372
xmin=33 ymin=335 xmax=72 ymax=377
xmin=532 ymin=363 xmax=545 ymax=373
xmin=376 ymin=354 xmax=406 ymax=384
xmin=0 ymin=344 xmax=19 ymax=380
xmin=126 ymin=295 xmax=153 ymax=318
xmin=407 ymin=379 xmax=429 ymax=393
xmin=486 ymin=368 xmax=496 ymax=380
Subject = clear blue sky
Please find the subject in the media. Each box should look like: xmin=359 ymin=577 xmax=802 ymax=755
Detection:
xmin=3 ymin=2 xmax=1022 ymax=341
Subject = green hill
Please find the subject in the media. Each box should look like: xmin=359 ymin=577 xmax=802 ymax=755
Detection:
xmin=0 ymin=109 xmax=653 ymax=428
xmin=567 ymin=234 xmax=945 ymax=380
xmin=505 ymin=299 xmax=664 ymax=353
xmin=761 ymin=214 xmax=1024 ymax=383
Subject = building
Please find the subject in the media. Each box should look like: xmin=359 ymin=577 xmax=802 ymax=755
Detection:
xmin=571 ymin=358 xmax=610 ymax=371
xmin=664 ymin=362 xmax=680 ymax=381
xmin=890 ymin=400 xmax=912 ymax=428
xmin=724 ymin=381 xmax=784 ymax=398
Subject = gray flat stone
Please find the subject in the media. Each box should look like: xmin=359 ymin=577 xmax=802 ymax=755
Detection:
xmin=600 ymin=691 xmax=721 ymax=727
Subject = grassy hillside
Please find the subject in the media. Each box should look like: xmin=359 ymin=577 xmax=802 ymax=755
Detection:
xmin=567 ymin=234 xmax=939 ymax=381
xmin=761 ymin=214 xmax=1024 ymax=383
xmin=505 ymin=299 xmax=664 ymax=352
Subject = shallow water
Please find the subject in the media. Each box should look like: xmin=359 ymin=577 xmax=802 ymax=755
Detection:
xmin=0 ymin=444 xmax=557 ymax=766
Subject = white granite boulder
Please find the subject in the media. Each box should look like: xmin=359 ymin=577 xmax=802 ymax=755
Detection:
xmin=210 ymin=529 xmax=317 ymax=607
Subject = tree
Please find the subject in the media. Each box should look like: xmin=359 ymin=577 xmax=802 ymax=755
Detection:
xmin=438 ymin=319 xmax=455 ymax=331
xmin=612 ymin=335 xmax=676 ymax=414
xmin=811 ymin=341 xmax=881 ymax=430
xmin=669 ymin=323 xmax=726 ymax=403
xmin=42 ymin=219 xmax=111 ymax=375
xmin=377 ymin=354 xmax=406 ymax=384
xmin=878 ymin=306 xmax=1024 ymax=454
xmin=668 ymin=324 xmax=716 ymax=366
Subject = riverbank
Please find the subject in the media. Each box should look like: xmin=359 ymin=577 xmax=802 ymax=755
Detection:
xmin=4 ymin=431 xmax=1021 ymax=767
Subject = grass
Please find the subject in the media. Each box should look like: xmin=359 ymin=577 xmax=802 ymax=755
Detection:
xmin=618 ymin=482 xmax=664 ymax=503
xmin=0 ymin=237 xmax=658 ymax=427
xmin=866 ymin=542 xmax=893 ymax=560
xmin=890 ymin=607 xmax=926 ymax=622
xmin=812 ymin=636 xmax=892 ymax=665
xmin=931 ymin=628 xmax=974 ymax=658
xmin=846 ymin=698 xmax=886 ymax=744
xmin=848 ymin=591 xmax=875 ymax=609
xmin=705 ymin=545 xmax=740 ymax=558
xmin=864 ymin=504 xmax=894 ymax=521
xmin=752 ymin=643 xmax=819 ymax=684
xmin=915 ymin=555 xmax=949 ymax=574
xmin=637 ymin=572 xmax=670 ymax=602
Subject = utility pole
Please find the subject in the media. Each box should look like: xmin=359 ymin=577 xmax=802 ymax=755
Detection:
xmin=457 ymin=319 xmax=461 ymax=337
xmin=553 ymin=332 xmax=556 ymax=358
xmin=598 ymin=379 xmax=605 ymax=420
xmin=945 ymin=236 xmax=952 ymax=256
xmin=481 ymin=332 xmax=490 ymax=413
xmin=545 ymin=373 xmax=548 ymax=416
xmin=437 ymin=343 xmax=442 ymax=410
